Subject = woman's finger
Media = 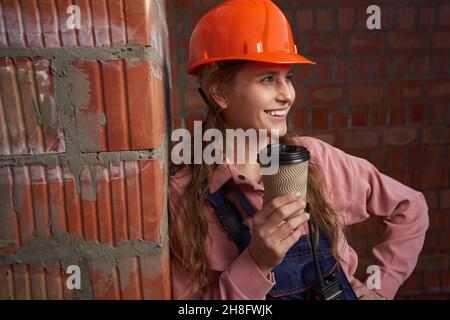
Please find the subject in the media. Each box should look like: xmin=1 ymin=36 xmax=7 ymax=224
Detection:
xmin=256 ymin=192 xmax=302 ymax=220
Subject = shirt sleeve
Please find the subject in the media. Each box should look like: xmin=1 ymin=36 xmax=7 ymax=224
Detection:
xmin=168 ymin=170 xmax=276 ymax=300
xmin=302 ymin=137 xmax=429 ymax=300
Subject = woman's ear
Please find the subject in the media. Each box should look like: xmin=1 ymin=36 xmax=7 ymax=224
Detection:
xmin=209 ymin=84 xmax=228 ymax=110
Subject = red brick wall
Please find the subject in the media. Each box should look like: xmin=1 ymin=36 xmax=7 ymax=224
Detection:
xmin=167 ymin=0 xmax=450 ymax=299
xmin=0 ymin=0 xmax=171 ymax=299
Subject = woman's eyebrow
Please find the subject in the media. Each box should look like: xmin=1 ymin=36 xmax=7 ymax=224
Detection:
xmin=254 ymin=69 xmax=294 ymax=76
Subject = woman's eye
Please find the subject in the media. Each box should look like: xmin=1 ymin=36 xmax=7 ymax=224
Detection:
xmin=261 ymin=75 xmax=274 ymax=83
xmin=261 ymin=74 xmax=294 ymax=83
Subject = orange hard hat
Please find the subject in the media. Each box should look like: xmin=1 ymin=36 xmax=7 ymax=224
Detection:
xmin=188 ymin=0 xmax=316 ymax=76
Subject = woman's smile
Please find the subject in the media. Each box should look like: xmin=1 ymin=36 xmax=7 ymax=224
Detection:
xmin=263 ymin=107 xmax=290 ymax=122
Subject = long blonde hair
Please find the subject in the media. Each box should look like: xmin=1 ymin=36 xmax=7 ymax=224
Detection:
xmin=169 ymin=61 xmax=343 ymax=298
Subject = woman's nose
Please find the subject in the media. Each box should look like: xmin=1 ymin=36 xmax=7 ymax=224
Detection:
xmin=276 ymin=78 xmax=294 ymax=105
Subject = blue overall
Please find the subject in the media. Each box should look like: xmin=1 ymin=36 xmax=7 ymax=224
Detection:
xmin=203 ymin=182 xmax=358 ymax=300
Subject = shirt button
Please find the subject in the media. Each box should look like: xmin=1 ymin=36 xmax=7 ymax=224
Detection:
xmin=238 ymin=175 xmax=246 ymax=181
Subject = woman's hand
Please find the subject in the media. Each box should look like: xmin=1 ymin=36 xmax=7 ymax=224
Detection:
xmin=248 ymin=192 xmax=309 ymax=277
xmin=349 ymin=276 xmax=386 ymax=300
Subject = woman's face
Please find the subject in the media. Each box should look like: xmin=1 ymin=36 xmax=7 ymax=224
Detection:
xmin=219 ymin=62 xmax=295 ymax=137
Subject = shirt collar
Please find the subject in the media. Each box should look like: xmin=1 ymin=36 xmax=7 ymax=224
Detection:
xmin=207 ymin=157 xmax=264 ymax=193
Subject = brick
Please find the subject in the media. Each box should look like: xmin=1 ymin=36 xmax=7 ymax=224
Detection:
xmin=72 ymin=60 xmax=108 ymax=152
xmin=350 ymin=105 xmax=369 ymax=127
xmin=308 ymin=33 xmax=343 ymax=56
xmin=383 ymin=128 xmax=416 ymax=146
xmin=89 ymin=259 xmax=121 ymax=299
xmin=390 ymin=104 xmax=407 ymax=125
xmin=118 ymin=256 xmax=142 ymax=299
xmin=400 ymin=273 xmax=422 ymax=293
xmin=423 ymin=272 xmax=440 ymax=291
xmin=0 ymin=265 xmax=13 ymax=299
xmin=21 ymin=0 xmax=44 ymax=47
xmin=130 ymin=59 xmax=166 ymax=148
xmin=422 ymin=190 xmax=439 ymax=210
xmin=432 ymin=31 xmax=450 ymax=50
xmin=293 ymin=108 xmax=308 ymax=129
xmin=387 ymin=149 xmax=405 ymax=170
xmin=309 ymin=84 xmax=344 ymax=105
xmin=411 ymin=55 xmax=430 ymax=77
xmin=309 ymin=131 xmax=341 ymax=146
xmin=0 ymin=57 xmax=65 ymax=156
xmin=0 ymin=0 xmax=157 ymax=48
xmin=419 ymin=5 xmax=433 ymax=31
xmin=409 ymin=104 xmax=426 ymax=123
xmin=416 ymin=254 xmax=449 ymax=272
xmin=414 ymin=169 xmax=449 ymax=189
xmin=438 ymin=3 xmax=450 ymax=28
xmin=344 ymin=130 xmax=379 ymax=149
xmin=293 ymin=84 xmax=305 ymax=106
xmin=331 ymin=107 xmax=349 ymax=128
xmin=39 ymin=0 xmax=61 ymax=47
xmin=45 ymin=261 xmax=65 ymax=300
xmin=398 ymin=7 xmax=416 ymax=30
xmin=349 ymin=83 xmax=384 ymax=104
xmin=425 ymin=145 xmax=447 ymax=168
xmin=374 ymin=56 xmax=390 ymax=78
xmin=429 ymin=102 xmax=447 ymax=124
xmin=184 ymin=87 xmax=207 ymax=111
xmin=427 ymin=79 xmax=450 ymax=99
xmin=381 ymin=6 xmax=396 ymax=29
xmin=297 ymin=9 xmax=313 ymax=31
xmin=311 ymin=59 xmax=332 ymax=80
xmin=393 ymin=56 xmax=414 ymax=77
xmin=429 ymin=211 xmax=450 ymax=232
xmin=336 ymin=59 xmax=351 ymax=79
xmin=311 ymin=108 xmax=329 ymax=129
xmin=371 ymin=149 xmax=385 ymax=170
xmin=353 ymin=56 xmax=372 ymax=78
xmin=12 ymin=264 xmax=32 ymax=299
xmin=348 ymin=32 xmax=383 ymax=54
xmin=422 ymin=126 xmax=450 ymax=145
xmin=72 ymin=58 xmax=166 ymax=152
xmin=125 ymin=0 xmax=154 ymax=46
xmin=388 ymin=32 xmax=424 ymax=52
xmin=316 ymin=8 xmax=335 ymax=31
xmin=371 ymin=105 xmax=388 ymax=126
xmin=57 ymin=0 xmax=77 ymax=47
xmin=440 ymin=189 xmax=450 ymax=209
xmin=140 ymin=248 xmax=171 ymax=299
xmin=387 ymin=170 xmax=414 ymax=188
xmin=337 ymin=7 xmax=354 ymax=30
xmin=422 ymin=232 xmax=441 ymax=253
xmin=2 ymin=0 xmax=26 ymax=46
xmin=389 ymin=80 xmax=423 ymax=101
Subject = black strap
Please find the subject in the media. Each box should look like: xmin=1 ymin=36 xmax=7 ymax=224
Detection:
xmin=203 ymin=183 xmax=251 ymax=254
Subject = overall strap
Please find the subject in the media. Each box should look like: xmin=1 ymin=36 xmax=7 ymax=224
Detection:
xmin=203 ymin=183 xmax=251 ymax=254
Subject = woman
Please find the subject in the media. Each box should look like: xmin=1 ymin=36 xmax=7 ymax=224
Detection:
xmin=169 ymin=0 xmax=429 ymax=300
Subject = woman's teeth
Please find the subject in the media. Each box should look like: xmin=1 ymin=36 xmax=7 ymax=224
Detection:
xmin=266 ymin=109 xmax=287 ymax=116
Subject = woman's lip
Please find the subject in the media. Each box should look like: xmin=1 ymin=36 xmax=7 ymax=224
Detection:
xmin=265 ymin=112 xmax=287 ymax=122
xmin=264 ymin=108 xmax=289 ymax=112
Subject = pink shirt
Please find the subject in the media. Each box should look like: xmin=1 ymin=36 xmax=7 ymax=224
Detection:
xmin=168 ymin=136 xmax=429 ymax=300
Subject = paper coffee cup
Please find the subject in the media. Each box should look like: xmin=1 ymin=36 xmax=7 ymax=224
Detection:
xmin=257 ymin=144 xmax=310 ymax=204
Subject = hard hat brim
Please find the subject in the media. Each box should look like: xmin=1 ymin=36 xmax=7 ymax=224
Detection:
xmin=188 ymin=52 xmax=316 ymax=76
